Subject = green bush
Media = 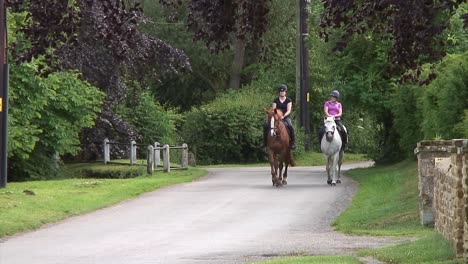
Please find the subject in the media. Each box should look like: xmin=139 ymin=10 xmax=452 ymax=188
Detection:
xmin=421 ymin=51 xmax=468 ymax=139
xmin=182 ymin=87 xmax=279 ymax=164
xmin=391 ymin=83 xmax=424 ymax=158
xmin=8 ymin=62 xmax=104 ymax=181
xmin=118 ymin=90 xmax=180 ymax=148
xmin=81 ymin=166 xmax=146 ymax=179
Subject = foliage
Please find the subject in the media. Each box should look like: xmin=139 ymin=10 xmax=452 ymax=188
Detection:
xmin=185 ymin=0 xmax=271 ymax=53
xmin=421 ymin=51 xmax=468 ymax=139
xmin=6 ymin=1 xmax=190 ymax=161
xmin=327 ymin=35 xmax=402 ymax=162
xmin=243 ymin=0 xmax=296 ymax=92
xmin=391 ymin=84 xmax=424 ymax=157
xmin=139 ymin=0 xmax=231 ymax=110
xmin=8 ymin=59 xmax=104 ymax=180
xmin=446 ymin=3 xmax=468 ymax=55
xmin=182 ymin=87 xmax=272 ymax=164
xmin=320 ymin=0 xmax=467 ymax=82
xmin=456 ymin=110 xmax=468 ymax=137
xmin=117 ymin=88 xmax=180 ymax=146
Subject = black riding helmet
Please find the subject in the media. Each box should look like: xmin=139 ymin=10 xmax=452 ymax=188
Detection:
xmin=278 ymin=84 xmax=287 ymax=92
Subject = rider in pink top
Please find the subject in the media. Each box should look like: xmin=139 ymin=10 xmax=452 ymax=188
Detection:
xmin=320 ymin=90 xmax=348 ymax=150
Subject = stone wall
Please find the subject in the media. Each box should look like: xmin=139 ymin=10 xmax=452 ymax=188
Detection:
xmin=415 ymin=139 xmax=468 ymax=259
xmin=415 ymin=140 xmax=452 ymax=226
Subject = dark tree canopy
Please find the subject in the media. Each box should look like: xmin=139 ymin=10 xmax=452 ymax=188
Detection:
xmin=320 ymin=0 xmax=467 ymax=82
xmin=6 ymin=0 xmax=190 ymax=158
xmin=187 ymin=0 xmax=271 ymax=52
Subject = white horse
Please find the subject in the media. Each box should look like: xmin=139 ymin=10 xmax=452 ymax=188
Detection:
xmin=320 ymin=117 xmax=344 ymax=186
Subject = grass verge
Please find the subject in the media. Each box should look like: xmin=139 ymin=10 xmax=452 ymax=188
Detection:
xmin=333 ymin=160 xmax=428 ymax=236
xmin=0 ymin=165 xmax=207 ymax=238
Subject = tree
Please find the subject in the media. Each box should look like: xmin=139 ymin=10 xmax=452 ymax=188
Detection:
xmin=163 ymin=0 xmax=272 ymax=90
xmin=320 ymin=0 xmax=467 ymax=82
xmin=6 ymin=0 xmax=190 ymax=158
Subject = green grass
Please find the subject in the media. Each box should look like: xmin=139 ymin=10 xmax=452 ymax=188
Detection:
xmin=333 ymin=160 xmax=429 ymax=236
xmin=358 ymin=233 xmax=462 ymax=264
xmin=0 ymin=165 xmax=207 ymax=238
xmin=249 ymin=255 xmax=361 ymax=264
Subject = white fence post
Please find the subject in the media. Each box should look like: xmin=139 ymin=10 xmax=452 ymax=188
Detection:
xmin=130 ymin=140 xmax=137 ymax=165
xmin=154 ymin=142 xmax=160 ymax=167
xmin=103 ymin=138 xmax=110 ymax=164
xmin=181 ymin=143 xmax=188 ymax=169
xmin=163 ymin=144 xmax=170 ymax=172
xmin=147 ymin=145 xmax=154 ymax=175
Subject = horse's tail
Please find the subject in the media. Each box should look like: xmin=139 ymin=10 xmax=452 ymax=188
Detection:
xmin=289 ymin=151 xmax=296 ymax=167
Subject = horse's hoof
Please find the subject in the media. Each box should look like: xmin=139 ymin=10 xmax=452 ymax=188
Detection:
xmin=331 ymin=182 xmax=336 ymax=186
xmin=282 ymin=180 xmax=287 ymax=185
xmin=327 ymin=180 xmax=332 ymax=185
xmin=336 ymin=180 xmax=341 ymax=184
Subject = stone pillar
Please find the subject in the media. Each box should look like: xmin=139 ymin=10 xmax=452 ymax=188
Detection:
xmin=147 ymin=145 xmax=154 ymax=175
xmin=415 ymin=140 xmax=452 ymax=226
xmin=130 ymin=140 xmax=137 ymax=165
xmin=462 ymin=140 xmax=468 ymax=261
xmin=181 ymin=143 xmax=188 ymax=169
xmin=188 ymin=152 xmax=196 ymax=167
xmin=163 ymin=144 xmax=170 ymax=172
xmin=103 ymin=138 xmax=110 ymax=164
xmin=154 ymin=142 xmax=160 ymax=167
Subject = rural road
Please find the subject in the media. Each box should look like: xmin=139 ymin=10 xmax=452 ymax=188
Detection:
xmin=0 ymin=162 xmax=405 ymax=264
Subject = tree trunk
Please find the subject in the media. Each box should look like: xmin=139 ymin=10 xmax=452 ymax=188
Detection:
xmin=228 ymin=38 xmax=246 ymax=90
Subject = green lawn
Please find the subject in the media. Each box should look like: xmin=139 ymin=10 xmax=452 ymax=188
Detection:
xmin=333 ymin=160 xmax=428 ymax=236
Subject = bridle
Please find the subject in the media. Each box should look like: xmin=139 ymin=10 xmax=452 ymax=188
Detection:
xmin=269 ymin=112 xmax=282 ymax=137
xmin=324 ymin=120 xmax=336 ymax=142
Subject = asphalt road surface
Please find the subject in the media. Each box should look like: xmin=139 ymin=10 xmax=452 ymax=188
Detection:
xmin=0 ymin=162 xmax=405 ymax=264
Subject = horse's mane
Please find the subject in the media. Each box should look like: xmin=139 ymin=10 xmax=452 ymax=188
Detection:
xmin=275 ymin=108 xmax=284 ymax=119
xmin=265 ymin=108 xmax=284 ymax=121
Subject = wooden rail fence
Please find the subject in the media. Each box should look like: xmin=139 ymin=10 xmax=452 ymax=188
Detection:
xmin=103 ymin=138 xmax=189 ymax=174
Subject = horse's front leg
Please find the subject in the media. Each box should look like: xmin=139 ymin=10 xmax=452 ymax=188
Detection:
xmin=277 ymin=160 xmax=283 ymax=187
xmin=337 ymin=150 xmax=344 ymax=184
xmin=325 ymin=155 xmax=332 ymax=185
xmin=268 ymin=151 xmax=277 ymax=186
xmin=283 ymin=162 xmax=288 ymax=185
xmin=330 ymin=152 xmax=340 ymax=186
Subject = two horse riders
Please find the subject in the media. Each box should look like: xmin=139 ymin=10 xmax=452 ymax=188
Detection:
xmin=320 ymin=90 xmax=348 ymax=151
xmin=263 ymin=84 xmax=296 ymax=150
xmin=263 ymin=85 xmax=348 ymax=151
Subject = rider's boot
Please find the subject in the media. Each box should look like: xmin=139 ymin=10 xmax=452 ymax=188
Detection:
xmin=342 ymin=131 xmax=348 ymax=151
xmin=262 ymin=123 xmax=268 ymax=147
xmin=288 ymin=125 xmax=296 ymax=150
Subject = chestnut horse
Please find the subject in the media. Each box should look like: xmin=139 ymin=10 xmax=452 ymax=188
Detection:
xmin=264 ymin=108 xmax=295 ymax=187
